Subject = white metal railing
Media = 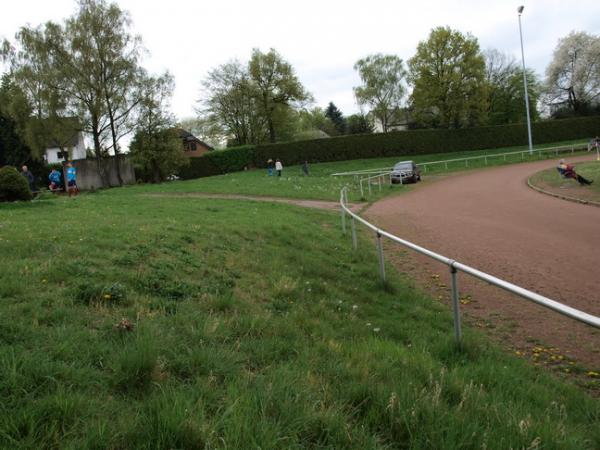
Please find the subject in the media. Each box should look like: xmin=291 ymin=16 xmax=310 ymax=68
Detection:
xmin=339 ymin=186 xmax=600 ymax=343
xmin=331 ymin=143 xmax=590 ymax=178
xmin=358 ymin=170 xmax=413 ymax=198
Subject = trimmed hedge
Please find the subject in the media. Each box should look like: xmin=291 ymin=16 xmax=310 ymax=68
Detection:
xmin=178 ymin=145 xmax=255 ymax=179
xmin=0 ymin=166 xmax=33 ymax=202
xmin=178 ymin=116 xmax=600 ymax=180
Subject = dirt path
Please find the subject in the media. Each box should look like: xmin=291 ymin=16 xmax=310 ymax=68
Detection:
xmin=366 ymin=154 xmax=600 ymax=376
xmin=145 ymin=192 xmax=365 ymax=213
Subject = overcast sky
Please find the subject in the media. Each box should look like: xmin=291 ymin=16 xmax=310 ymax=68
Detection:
xmin=2 ymin=0 xmax=599 ymax=121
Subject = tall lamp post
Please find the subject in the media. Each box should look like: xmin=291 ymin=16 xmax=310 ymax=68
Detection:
xmin=518 ymin=5 xmax=534 ymax=154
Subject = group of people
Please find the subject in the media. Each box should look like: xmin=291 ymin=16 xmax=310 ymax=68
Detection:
xmin=557 ymin=159 xmax=593 ymax=186
xmin=19 ymin=162 xmax=79 ymax=197
xmin=265 ymin=159 xmax=310 ymax=177
xmin=266 ymin=159 xmax=283 ymax=177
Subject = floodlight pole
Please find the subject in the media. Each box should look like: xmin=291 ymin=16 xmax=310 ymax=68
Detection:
xmin=518 ymin=6 xmax=534 ymax=155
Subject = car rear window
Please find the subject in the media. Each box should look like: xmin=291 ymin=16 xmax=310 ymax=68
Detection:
xmin=394 ymin=163 xmax=413 ymax=170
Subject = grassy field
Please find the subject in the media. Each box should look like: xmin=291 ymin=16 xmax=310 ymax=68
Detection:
xmin=119 ymin=139 xmax=590 ymax=203
xmin=1 ymin=187 xmax=599 ymax=449
xmin=529 ymin=160 xmax=600 ymax=203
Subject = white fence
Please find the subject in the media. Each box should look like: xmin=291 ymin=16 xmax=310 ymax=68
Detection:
xmin=339 ymin=187 xmax=600 ymax=343
xmin=331 ymin=143 xmax=591 ymax=178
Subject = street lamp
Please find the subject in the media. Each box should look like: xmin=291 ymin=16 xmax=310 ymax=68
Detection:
xmin=517 ymin=5 xmax=533 ymax=154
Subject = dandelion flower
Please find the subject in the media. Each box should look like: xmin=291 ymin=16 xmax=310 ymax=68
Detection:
xmin=373 ymin=328 xmax=381 ymax=332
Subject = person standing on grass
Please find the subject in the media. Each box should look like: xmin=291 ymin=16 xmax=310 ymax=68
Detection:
xmin=302 ymin=160 xmax=310 ymax=176
xmin=267 ymin=159 xmax=274 ymax=176
xmin=66 ymin=162 xmax=79 ymax=197
xmin=21 ymin=165 xmax=35 ymax=191
xmin=275 ymin=159 xmax=283 ymax=177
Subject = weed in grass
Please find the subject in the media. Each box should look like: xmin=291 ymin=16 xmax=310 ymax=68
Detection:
xmin=113 ymin=332 xmax=159 ymax=394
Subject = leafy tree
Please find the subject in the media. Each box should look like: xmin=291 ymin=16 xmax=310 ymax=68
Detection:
xmin=129 ymin=74 xmax=188 ymax=183
xmin=0 ymin=75 xmax=32 ymax=166
xmin=294 ymin=107 xmax=337 ymax=139
xmin=544 ymin=31 xmax=600 ymax=115
xmin=484 ymin=49 xmax=540 ymax=125
xmin=2 ymin=0 xmax=149 ymax=186
xmin=200 ymin=60 xmax=269 ymax=146
xmin=200 ymin=50 xmax=311 ymax=145
xmin=324 ymin=102 xmax=346 ymax=134
xmin=73 ymin=0 xmax=145 ymax=184
xmin=248 ymin=48 xmax=312 ymax=143
xmin=408 ymin=27 xmax=487 ymax=128
xmin=346 ymin=114 xmax=375 ymax=135
xmin=353 ymin=54 xmax=407 ymax=132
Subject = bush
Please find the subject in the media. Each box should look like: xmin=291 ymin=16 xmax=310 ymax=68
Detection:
xmin=0 ymin=166 xmax=33 ymax=202
xmin=177 ymin=116 xmax=600 ymax=180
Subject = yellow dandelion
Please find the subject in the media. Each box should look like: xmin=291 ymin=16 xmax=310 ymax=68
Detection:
xmin=586 ymin=371 xmax=599 ymax=378
xmin=103 ymin=294 xmax=111 ymax=300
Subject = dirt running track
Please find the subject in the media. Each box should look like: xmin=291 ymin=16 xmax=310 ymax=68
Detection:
xmin=366 ymin=155 xmax=600 ymax=371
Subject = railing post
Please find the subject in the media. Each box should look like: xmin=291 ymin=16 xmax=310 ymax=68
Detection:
xmin=359 ymin=179 xmax=364 ymax=198
xmin=378 ymin=175 xmax=382 ymax=192
xmin=389 ymin=172 xmax=392 ymax=185
xmin=340 ymin=190 xmax=347 ymax=234
xmin=351 ymin=217 xmax=358 ymax=250
xmin=368 ymin=178 xmax=372 ymax=196
xmin=450 ymin=265 xmax=462 ymax=345
xmin=376 ymin=231 xmax=385 ymax=282
xmin=484 ymin=156 xmax=487 ymax=165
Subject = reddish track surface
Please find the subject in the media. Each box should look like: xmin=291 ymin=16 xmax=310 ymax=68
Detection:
xmin=366 ymin=155 xmax=600 ymax=370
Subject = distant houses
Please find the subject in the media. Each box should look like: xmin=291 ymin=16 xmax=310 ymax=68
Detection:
xmin=175 ymin=128 xmax=213 ymax=157
xmin=44 ymin=131 xmax=86 ymax=164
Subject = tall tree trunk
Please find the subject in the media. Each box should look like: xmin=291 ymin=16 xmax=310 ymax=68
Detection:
xmin=268 ymin=117 xmax=276 ymax=143
xmin=91 ymin=115 xmax=108 ymax=188
xmin=105 ymin=93 xmax=123 ymax=186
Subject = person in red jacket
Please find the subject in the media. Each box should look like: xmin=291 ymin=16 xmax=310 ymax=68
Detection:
xmin=558 ymin=159 xmax=593 ymax=185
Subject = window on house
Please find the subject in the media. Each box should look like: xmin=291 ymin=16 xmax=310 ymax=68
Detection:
xmin=57 ymin=151 xmax=67 ymax=160
xmin=191 ymin=143 xmax=197 ymax=151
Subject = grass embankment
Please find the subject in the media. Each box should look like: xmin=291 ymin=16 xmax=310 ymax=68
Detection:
xmin=121 ymin=139 xmax=590 ymax=203
xmin=530 ymin=160 xmax=600 ymax=204
xmin=1 ymin=191 xmax=599 ymax=448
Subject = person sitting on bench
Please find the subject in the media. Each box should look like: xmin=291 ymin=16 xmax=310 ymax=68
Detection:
xmin=48 ymin=169 xmax=62 ymax=191
xmin=557 ymin=159 xmax=593 ymax=185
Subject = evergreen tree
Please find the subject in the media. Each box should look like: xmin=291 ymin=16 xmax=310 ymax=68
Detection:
xmin=324 ymin=102 xmax=346 ymax=135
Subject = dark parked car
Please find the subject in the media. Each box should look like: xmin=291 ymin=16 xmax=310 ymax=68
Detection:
xmin=391 ymin=161 xmax=421 ymax=184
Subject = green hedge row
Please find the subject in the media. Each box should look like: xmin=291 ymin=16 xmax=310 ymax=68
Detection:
xmin=178 ymin=116 xmax=600 ymax=180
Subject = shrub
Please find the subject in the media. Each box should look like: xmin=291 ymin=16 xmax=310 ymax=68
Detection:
xmin=177 ymin=116 xmax=600 ymax=180
xmin=0 ymin=166 xmax=32 ymax=202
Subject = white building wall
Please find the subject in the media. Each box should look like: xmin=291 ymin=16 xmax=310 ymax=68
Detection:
xmin=44 ymin=133 xmax=86 ymax=164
